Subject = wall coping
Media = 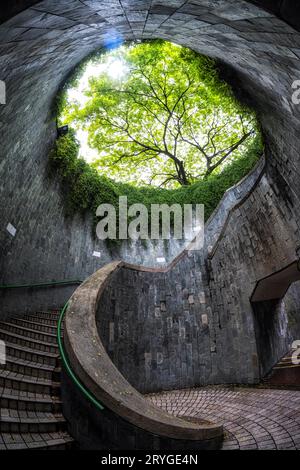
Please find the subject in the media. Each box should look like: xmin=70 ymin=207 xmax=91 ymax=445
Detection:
xmin=64 ymin=261 xmax=223 ymax=442
xmin=251 ymin=259 xmax=300 ymax=302
xmin=205 ymin=155 xmax=266 ymax=259
xmin=123 ymin=156 xmax=266 ymax=273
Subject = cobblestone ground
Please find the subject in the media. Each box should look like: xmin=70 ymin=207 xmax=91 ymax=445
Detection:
xmin=147 ymin=387 xmax=300 ymax=450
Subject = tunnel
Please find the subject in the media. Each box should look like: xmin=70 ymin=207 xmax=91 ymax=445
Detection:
xmin=1 ymin=0 xmax=300 ymax=451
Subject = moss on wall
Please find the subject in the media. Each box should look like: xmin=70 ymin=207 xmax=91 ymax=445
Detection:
xmin=49 ymin=129 xmax=262 ymax=231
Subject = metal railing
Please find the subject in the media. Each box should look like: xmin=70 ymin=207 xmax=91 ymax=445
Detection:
xmin=0 ymin=280 xmax=82 ymax=289
xmin=0 ymin=278 xmax=104 ymax=410
xmin=57 ymin=302 xmax=105 ymax=411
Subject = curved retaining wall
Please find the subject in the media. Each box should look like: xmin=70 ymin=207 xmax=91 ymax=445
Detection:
xmin=96 ymin=158 xmax=268 ymax=393
xmin=96 ymin=149 xmax=300 ymax=392
xmin=62 ymin=262 xmax=223 ymax=450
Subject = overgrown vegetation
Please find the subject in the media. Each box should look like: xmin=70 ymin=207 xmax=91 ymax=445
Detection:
xmin=51 ymin=40 xmax=263 ymax=241
xmin=49 ymin=129 xmax=262 ymax=225
xmin=60 ymin=40 xmax=261 ymax=188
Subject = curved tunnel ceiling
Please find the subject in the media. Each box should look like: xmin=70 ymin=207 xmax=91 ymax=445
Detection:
xmin=1 ymin=2 xmax=300 ymax=450
xmin=1 ymin=1 xmax=300 ymax=32
xmin=0 ymin=0 xmax=299 ymax=177
xmin=1 ymin=0 xmax=300 ymax=154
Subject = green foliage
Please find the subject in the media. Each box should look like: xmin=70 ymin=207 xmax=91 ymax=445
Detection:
xmin=49 ymin=129 xmax=262 ymax=230
xmin=59 ymin=40 xmax=261 ymax=188
xmin=52 ymin=40 xmax=263 ymax=243
xmin=49 ymin=130 xmax=120 ymax=216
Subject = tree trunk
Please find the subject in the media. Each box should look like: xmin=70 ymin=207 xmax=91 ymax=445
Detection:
xmin=177 ymin=160 xmax=189 ymax=186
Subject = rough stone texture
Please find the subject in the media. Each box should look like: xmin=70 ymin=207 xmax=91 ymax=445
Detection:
xmin=63 ymin=262 xmax=223 ymax=450
xmin=97 ymin=161 xmax=266 ymax=393
xmin=97 ymin=157 xmax=300 ymax=392
xmin=62 ymin=371 xmax=222 ymax=450
xmin=148 ymin=386 xmax=300 ymax=450
xmin=1 ymin=1 xmax=300 ymax=388
xmin=253 ymin=281 xmax=300 ymax=377
xmin=0 ymin=1 xmax=40 ymax=24
xmin=249 ymin=1 xmax=300 ymax=32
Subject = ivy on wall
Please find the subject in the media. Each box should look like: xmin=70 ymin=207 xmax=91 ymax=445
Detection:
xmin=49 ymin=128 xmax=262 ymax=232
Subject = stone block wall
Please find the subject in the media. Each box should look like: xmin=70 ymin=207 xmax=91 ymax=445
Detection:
xmin=97 ymin=159 xmax=300 ymax=392
xmin=1 ymin=1 xmax=300 ymax=388
xmin=249 ymin=1 xmax=300 ymax=32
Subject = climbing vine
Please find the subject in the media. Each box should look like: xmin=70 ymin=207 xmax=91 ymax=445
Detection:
xmin=49 ymin=128 xmax=263 ymax=225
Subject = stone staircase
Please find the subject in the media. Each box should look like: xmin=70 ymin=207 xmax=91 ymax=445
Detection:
xmin=0 ymin=310 xmax=74 ymax=450
xmin=263 ymin=349 xmax=300 ymax=389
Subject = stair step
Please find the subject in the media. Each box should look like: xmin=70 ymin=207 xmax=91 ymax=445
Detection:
xmin=0 ymin=370 xmax=60 ymax=396
xmin=26 ymin=311 xmax=61 ymax=321
xmin=277 ymin=357 xmax=296 ymax=363
xmin=0 ymin=329 xmax=58 ymax=354
xmin=8 ymin=318 xmax=62 ymax=335
xmin=22 ymin=314 xmax=60 ymax=327
xmin=0 ymin=409 xmax=66 ymax=433
xmin=0 ymin=431 xmax=74 ymax=450
xmin=4 ymin=342 xmax=58 ymax=367
xmin=0 ymin=389 xmax=62 ymax=413
xmin=0 ymin=322 xmax=58 ymax=345
xmin=263 ymin=349 xmax=300 ymax=388
xmin=3 ymin=355 xmax=58 ymax=381
xmin=0 ymin=309 xmax=75 ymax=449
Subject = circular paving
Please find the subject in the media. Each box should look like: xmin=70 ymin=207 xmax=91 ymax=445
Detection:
xmin=146 ymin=386 xmax=300 ymax=450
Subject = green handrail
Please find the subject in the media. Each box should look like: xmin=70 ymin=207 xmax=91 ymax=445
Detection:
xmin=0 ymin=280 xmax=82 ymax=289
xmin=57 ymin=301 xmax=105 ymax=411
xmin=0 ymin=278 xmax=104 ymax=411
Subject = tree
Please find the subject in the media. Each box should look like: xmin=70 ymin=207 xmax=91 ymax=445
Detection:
xmin=63 ymin=41 xmax=259 ymax=188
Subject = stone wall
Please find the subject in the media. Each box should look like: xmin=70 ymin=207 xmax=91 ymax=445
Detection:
xmin=284 ymin=281 xmax=300 ymax=342
xmin=249 ymin=1 xmax=300 ymax=32
xmin=63 ymin=262 xmax=223 ymax=450
xmin=253 ymin=281 xmax=300 ymax=377
xmin=1 ymin=1 xmax=300 ymax=387
xmin=97 ymin=160 xmax=266 ymax=392
xmin=97 ymin=156 xmax=300 ymax=392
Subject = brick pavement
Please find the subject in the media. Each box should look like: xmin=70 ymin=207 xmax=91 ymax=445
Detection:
xmin=147 ymin=386 xmax=300 ymax=450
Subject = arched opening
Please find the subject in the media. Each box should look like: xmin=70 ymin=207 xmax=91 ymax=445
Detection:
xmin=49 ymin=39 xmax=263 ymax=261
xmin=252 ymin=261 xmax=300 ymax=381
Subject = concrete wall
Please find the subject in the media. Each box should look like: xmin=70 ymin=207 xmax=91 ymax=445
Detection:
xmin=1 ymin=1 xmax=300 ymax=387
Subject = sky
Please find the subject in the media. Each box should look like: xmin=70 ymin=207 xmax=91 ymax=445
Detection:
xmin=59 ymin=45 xmax=255 ymax=187
xmin=63 ymin=57 xmax=129 ymax=163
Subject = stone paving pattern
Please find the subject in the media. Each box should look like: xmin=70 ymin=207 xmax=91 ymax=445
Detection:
xmin=147 ymin=386 xmax=300 ymax=450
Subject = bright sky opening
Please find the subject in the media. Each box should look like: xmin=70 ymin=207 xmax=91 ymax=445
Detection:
xmin=64 ymin=57 xmax=129 ymax=162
